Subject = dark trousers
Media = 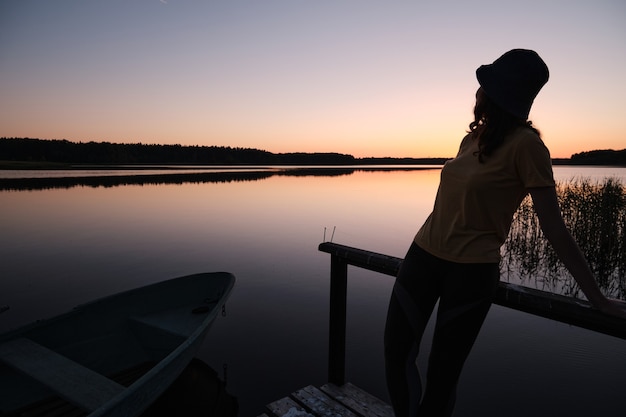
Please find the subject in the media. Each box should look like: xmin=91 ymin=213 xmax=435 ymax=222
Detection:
xmin=384 ymin=242 xmax=499 ymax=417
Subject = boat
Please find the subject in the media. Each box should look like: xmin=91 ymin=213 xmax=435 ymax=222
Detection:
xmin=0 ymin=272 xmax=235 ymax=417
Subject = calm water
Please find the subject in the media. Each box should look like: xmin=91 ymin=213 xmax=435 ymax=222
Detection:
xmin=1 ymin=166 xmax=625 ymax=416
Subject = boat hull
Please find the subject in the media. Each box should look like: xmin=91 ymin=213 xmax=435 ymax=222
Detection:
xmin=0 ymin=272 xmax=235 ymax=416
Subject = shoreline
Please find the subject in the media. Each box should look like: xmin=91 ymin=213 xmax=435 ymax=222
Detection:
xmin=1 ymin=159 xmax=623 ymax=170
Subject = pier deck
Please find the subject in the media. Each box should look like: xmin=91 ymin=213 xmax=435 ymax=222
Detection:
xmin=260 ymin=382 xmax=393 ymax=417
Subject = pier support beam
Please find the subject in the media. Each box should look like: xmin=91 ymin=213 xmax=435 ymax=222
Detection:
xmin=328 ymin=254 xmax=347 ymax=385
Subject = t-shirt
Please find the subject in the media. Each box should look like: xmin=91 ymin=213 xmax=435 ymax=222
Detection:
xmin=414 ymin=127 xmax=555 ymax=263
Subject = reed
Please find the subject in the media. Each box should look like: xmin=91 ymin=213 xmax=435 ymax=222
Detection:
xmin=502 ymin=177 xmax=626 ymax=300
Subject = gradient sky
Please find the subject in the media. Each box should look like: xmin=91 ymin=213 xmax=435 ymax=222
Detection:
xmin=1 ymin=1 xmax=624 ymax=158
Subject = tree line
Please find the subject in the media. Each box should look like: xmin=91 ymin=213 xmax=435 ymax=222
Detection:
xmin=0 ymin=137 xmax=624 ymax=166
xmin=569 ymin=149 xmax=626 ymax=166
xmin=0 ymin=137 xmax=358 ymax=165
xmin=0 ymin=138 xmax=449 ymax=165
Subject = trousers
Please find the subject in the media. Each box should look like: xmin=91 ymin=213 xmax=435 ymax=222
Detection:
xmin=384 ymin=242 xmax=499 ymax=417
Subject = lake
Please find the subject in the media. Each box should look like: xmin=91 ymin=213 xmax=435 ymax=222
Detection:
xmin=1 ymin=165 xmax=625 ymax=416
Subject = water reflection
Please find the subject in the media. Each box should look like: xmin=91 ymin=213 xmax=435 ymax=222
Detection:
xmin=1 ymin=166 xmax=626 ymax=416
xmin=141 ymin=359 xmax=238 ymax=417
xmin=0 ymin=166 xmax=436 ymax=191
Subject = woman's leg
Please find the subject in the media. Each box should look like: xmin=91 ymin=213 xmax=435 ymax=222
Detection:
xmin=418 ymin=262 xmax=499 ymax=417
xmin=384 ymin=243 xmax=441 ymax=417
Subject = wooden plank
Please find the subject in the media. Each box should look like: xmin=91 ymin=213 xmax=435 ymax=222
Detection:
xmin=291 ymin=385 xmax=359 ymax=417
xmin=321 ymin=383 xmax=393 ymax=417
xmin=129 ymin=306 xmax=200 ymax=338
xmin=264 ymin=396 xmax=315 ymax=417
xmin=2 ymin=362 xmax=154 ymax=417
xmin=0 ymin=338 xmax=125 ymax=412
xmin=496 ymin=283 xmax=626 ymax=339
xmin=319 ymin=242 xmax=401 ymax=276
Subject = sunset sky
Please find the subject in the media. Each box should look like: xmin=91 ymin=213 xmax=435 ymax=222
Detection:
xmin=1 ymin=1 xmax=624 ymax=158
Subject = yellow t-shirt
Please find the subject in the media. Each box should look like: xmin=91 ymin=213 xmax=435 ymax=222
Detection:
xmin=414 ymin=127 xmax=555 ymax=263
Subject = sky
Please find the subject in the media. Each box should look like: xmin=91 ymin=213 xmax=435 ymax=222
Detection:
xmin=1 ymin=1 xmax=625 ymax=159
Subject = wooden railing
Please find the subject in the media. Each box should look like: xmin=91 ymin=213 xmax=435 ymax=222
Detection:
xmin=319 ymin=241 xmax=626 ymax=385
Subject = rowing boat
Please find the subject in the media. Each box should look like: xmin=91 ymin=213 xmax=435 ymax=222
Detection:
xmin=0 ymin=272 xmax=235 ymax=416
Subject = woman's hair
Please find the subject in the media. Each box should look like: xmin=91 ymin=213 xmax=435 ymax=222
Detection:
xmin=468 ymin=88 xmax=540 ymax=163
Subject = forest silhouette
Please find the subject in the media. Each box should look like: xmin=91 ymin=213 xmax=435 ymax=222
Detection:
xmin=0 ymin=137 xmax=453 ymax=166
xmin=1 ymin=137 xmax=625 ymax=167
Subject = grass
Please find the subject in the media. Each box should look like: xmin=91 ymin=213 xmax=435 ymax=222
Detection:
xmin=502 ymin=177 xmax=626 ymax=300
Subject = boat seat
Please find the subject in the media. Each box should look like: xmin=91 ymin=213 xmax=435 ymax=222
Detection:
xmin=0 ymin=337 xmax=125 ymax=412
xmin=129 ymin=306 xmax=202 ymax=338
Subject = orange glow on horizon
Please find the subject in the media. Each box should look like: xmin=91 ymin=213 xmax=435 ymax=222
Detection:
xmin=1 ymin=2 xmax=624 ymax=161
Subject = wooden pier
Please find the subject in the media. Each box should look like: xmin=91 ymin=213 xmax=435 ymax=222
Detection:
xmin=260 ymin=242 xmax=626 ymax=416
xmin=260 ymin=382 xmax=392 ymax=417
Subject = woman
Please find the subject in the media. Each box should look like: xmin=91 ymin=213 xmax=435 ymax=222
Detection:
xmin=384 ymin=49 xmax=626 ymax=417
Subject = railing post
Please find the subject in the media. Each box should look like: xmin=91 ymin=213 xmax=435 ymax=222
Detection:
xmin=328 ymin=253 xmax=348 ymax=385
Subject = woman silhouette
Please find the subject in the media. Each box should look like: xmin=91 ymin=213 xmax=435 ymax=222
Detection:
xmin=384 ymin=49 xmax=626 ymax=417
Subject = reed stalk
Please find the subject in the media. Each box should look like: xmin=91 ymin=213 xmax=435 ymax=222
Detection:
xmin=502 ymin=177 xmax=626 ymax=300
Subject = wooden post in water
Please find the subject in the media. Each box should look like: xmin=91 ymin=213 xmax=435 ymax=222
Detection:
xmin=328 ymin=253 xmax=348 ymax=385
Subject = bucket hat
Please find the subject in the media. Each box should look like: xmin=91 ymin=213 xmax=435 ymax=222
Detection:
xmin=476 ymin=49 xmax=549 ymax=119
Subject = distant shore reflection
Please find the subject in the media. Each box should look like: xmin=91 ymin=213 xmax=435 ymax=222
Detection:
xmin=0 ymin=166 xmax=438 ymax=191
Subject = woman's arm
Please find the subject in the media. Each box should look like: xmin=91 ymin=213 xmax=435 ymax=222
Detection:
xmin=528 ymin=186 xmax=626 ymax=318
